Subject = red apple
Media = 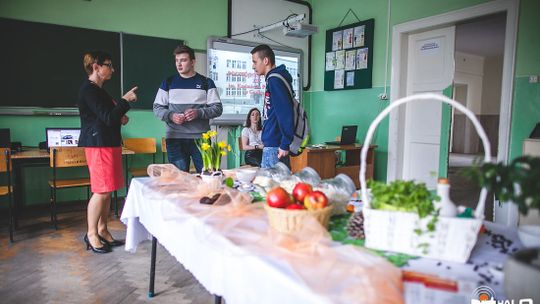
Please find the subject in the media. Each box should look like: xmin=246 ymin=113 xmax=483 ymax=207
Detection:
xmin=266 ymin=187 xmax=292 ymax=208
xmin=304 ymin=191 xmax=328 ymax=210
xmin=292 ymin=182 xmax=313 ymax=203
xmin=286 ymin=203 xmax=306 ymax=210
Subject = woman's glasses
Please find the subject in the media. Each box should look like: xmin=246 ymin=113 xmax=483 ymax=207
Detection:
xmin=100 ymin=63 xmax=113 ymax=69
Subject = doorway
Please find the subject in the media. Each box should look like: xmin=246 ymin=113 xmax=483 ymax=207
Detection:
xmin=388 ymin=0 xmax=518 ymax=222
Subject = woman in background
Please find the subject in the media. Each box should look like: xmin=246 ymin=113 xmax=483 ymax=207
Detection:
xmin=241 ymin=108 xmax=264 ymax=167
xmin=78 ymin=50 xmax=137 ymax=253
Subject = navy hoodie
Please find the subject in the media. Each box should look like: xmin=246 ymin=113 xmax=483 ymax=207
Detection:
xmin=262 ymin=65 xmax=294 ymax=150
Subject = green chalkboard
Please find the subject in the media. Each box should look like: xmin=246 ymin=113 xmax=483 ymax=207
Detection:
xmin=122 ymin=34 xmax=183 ymax=110
xmin=0 ymin=17 xmax=121 ymax=108
xmin=324 ymin=19 xmax=374 ymax=91
xmin=0 ymin=18 xmax=184 ymax=113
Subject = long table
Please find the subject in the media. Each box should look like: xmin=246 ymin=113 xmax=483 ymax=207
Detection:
xmin=122 ymin=177 xmax=523 ymax=303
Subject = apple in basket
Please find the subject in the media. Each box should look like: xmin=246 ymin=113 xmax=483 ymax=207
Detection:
xmin=304 ymin=191 xmax=328 ymax=210
xmin=266 ymin=187 xmax=292 ymax=208
xmin=286 ymin=203 xmax=306 ymax=210
xmin=292 ymin=182 xmax=313 ymax=203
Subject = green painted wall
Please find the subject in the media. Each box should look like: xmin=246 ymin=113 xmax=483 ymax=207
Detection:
xmin=307 ymin=0 xmax=540 ymax=182
xmin=0 ymin=0 xmax=227 ymax=205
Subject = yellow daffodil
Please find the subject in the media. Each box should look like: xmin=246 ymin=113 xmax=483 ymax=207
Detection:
xmin=201 ymin=143 xmax=210 ymax=151
xmin=220 ymin=151 xmax=227 ymax=156
xmin=227 ymin=145 xmax=232 ymax=152
xmin=218 ymin=141 xmax=227 ymax=149
xmin=208 ymin=130 xmax=218 ymax=138
xmin=202 ymin=133 xmax=210 ymax=140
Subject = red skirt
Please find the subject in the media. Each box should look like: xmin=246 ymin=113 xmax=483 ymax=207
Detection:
xmin=85 ymin=147 xmax=124 ymax=193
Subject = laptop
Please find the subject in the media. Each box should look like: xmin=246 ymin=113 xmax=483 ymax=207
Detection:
xmin=0 ymin=128 xmax=10 ymax=148
xmin=324 ymin=125 xmax=358 ymax=145
xmin=46 ymin=128 xmax=81 ymax=149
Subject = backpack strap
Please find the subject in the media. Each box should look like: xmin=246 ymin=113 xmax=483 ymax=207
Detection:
xmin=267 ymin=73 xmax=294 ymax=101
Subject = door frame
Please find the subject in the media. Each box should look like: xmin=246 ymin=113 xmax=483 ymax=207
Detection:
xmin=387 ymin=0 xmax=519 ymax=182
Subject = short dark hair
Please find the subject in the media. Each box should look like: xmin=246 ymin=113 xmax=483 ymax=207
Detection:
xmin=245 ymin=108 xmax=262 ymax=131
xmin=173 ymin=45 xmax=195 ymax=60
xmin=83 ymin=50 xmax=112 ymax=75
xmin=250 ymin=44 xmax=275 ymax=65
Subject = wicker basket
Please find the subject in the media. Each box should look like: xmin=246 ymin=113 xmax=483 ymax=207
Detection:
xmin=359 ymin=93 xmax=493 ymax=263
xmin=264 ymin=204 xmax=334 ymax=234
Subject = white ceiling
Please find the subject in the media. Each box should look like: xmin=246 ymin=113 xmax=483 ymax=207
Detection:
xmin=455 ymin=12 xmax=506 ymax=58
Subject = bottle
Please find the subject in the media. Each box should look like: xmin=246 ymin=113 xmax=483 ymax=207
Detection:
xmin=315 ymin=174 xmax=356 ymax=214
xmin=436 ymin=178 xmax=457 ymax=217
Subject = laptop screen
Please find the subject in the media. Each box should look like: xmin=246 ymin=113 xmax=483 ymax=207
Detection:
xmin=46 ymin=128 xmax=81 ymax=148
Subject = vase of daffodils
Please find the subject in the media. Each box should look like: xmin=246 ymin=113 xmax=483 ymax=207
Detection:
xmin=196 ymin=130 xmax=232 ymax=185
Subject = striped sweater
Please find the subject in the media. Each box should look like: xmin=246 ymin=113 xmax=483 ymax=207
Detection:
xmin=153 ymin=73 xmax=222 ymax=139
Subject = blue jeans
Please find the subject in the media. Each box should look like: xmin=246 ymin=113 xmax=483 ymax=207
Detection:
xmin=261 ymin=147 xmax=290 ymax=169
xmin=166 ymin=138 xmax=203 ymax=173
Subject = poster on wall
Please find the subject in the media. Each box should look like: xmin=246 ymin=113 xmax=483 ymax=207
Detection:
xmin=354 ymin=25 xmax=365 ymax=47
xmin=335 ymin=50 xmax=345 ymax=70
xmin=356 ymin=48 xmax=368 ymax=69
xmin=334 ymin=69 xmax=344 ymax=89
xmin=324 ymin=18 xmax=374 ymax=91
xmin=325 ymin=52 xmax=336 ymax=71
xmin=343 ymin=28 xmax=353 ymax=49
xmin=332 ymin=31 xmax=343 ymax=51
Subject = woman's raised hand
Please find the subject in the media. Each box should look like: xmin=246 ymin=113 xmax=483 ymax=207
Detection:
xmin=122 ymin=86 xmax=138 ymax=102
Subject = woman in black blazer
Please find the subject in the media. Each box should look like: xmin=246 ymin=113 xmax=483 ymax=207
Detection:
xmin=78 ymin=50 xmax=137 ymax=253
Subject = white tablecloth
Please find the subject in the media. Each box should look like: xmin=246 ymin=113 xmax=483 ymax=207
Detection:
xmin=122 ymin=177 xmax=522 ymax=303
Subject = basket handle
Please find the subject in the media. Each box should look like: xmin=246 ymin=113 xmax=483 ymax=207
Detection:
xmin=359 ymin=93 xmax=492 ymax=219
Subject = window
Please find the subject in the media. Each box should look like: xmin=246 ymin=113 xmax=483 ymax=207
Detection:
xmin=226 ymin=74 xmax=230 ymax=81
xmin=232 ymin=60 xmax=236 ymax=68
xmin=227 ymin=60 xmax=231 ymax=68
xmin=242 ymin=61 xmax=246 ymax=69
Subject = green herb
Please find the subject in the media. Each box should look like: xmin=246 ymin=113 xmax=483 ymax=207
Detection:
xmin=368 ymin=180 xmax=437 ymax=218
xmin=224 ymin=177 xmax=234 ymax=188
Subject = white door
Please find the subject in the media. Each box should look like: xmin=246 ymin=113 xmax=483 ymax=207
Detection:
xmin=402 ymin=26 xmax=455 ymax=189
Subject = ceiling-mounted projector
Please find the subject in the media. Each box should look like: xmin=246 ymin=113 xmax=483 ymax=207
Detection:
xmin=283 ymin=22 xmax=318 ymax=38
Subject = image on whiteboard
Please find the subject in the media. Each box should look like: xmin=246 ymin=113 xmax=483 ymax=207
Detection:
xmin=346 ymin=71 xmax=355 ymax=87
xmin=207 ymin=48 xmax=300 ymax=116
xmin=356 ymin=48 xmax=368 ymax=70
xmin=354 ymin=25 xmax=365 ymax=48
xmin=335 ymin=50 xmax=345 ymax=70
xmin=343 ymin=28 xmax=353 ymax=49
xmin=332 ymin=31 xmax=343 ymax=51
xmin=334 ymin=69 xmax=344 ymax=89
xmin=325 ymin=52 xmax=336 ymax=71
xmin=345 ymin=50 xmax=356 ymax=71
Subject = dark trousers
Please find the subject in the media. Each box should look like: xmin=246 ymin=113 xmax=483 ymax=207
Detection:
xmin=166 ymin=138 xmax=203 ymax=173
xmin=244 ymin=149 xmax=262 ymax=167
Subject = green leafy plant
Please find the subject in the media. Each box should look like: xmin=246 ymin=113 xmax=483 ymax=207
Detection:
xmin=368 ymin=180 xmax=438 ymax=219
xmin=461 ymin=156 xmax=540 ymax=215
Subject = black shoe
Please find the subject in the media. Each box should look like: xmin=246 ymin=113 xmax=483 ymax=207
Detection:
xmin=84 ymin=234 xmax=111 ymax=253
xmin=98 ymin=234 xmax=125 ymax=247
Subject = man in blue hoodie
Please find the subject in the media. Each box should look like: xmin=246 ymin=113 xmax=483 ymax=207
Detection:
xmin=251 ymin=44 xmax=294 ymax=168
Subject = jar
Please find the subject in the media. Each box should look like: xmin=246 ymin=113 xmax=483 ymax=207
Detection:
xmin=293 ymin=167 xmax=321 ymax=186
xmin=253 ymin=162 xmax=291 ymax=190
xmin=315 ymin=174 xmax=356 ymax=215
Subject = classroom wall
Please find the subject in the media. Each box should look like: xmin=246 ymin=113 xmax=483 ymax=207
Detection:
xmin=306 ymin=0 xmax=540 ymax=180
xmin=0 ymin=0 xmax=227 ymax=205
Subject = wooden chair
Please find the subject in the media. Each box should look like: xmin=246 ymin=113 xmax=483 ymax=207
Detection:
xmin=48 ymin=147 xmax=90 ymax=230
xmin=0 ymin=148 xmax=14 ymax=242
xmin=161 ymin=137 xmax=167 ymax=163
xmin=123 ymin=138 xmax=157 ymax=182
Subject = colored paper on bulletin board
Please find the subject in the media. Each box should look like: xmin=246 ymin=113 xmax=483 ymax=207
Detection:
xmin=324 ymin=18 xmax=374 ymax=91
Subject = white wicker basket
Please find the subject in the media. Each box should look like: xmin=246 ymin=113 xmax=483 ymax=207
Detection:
xmin=359 ymin=93 xmax=492 ymax=263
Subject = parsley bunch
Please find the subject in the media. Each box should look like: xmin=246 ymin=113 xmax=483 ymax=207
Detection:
xmin=368 ymin=180 xmax=438 ymax=218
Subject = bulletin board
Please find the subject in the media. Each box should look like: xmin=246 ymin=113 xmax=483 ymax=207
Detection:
xmin=324 ymin=18 xmax=374 ymax=91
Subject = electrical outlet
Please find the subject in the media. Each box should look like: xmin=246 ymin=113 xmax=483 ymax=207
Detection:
xmin=529 ymin=75 xmax=539 ymax=83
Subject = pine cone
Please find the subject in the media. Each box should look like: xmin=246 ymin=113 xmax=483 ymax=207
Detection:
xmin=347 ymin=211 xmax=365 ymax=239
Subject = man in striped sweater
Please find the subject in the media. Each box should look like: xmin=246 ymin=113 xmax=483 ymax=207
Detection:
xmin=153 ymin=45 xmax=222 ymax=173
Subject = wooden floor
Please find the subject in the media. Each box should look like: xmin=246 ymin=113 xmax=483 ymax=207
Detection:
xmin=0 ymin=201 xmax=214 ymax=304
